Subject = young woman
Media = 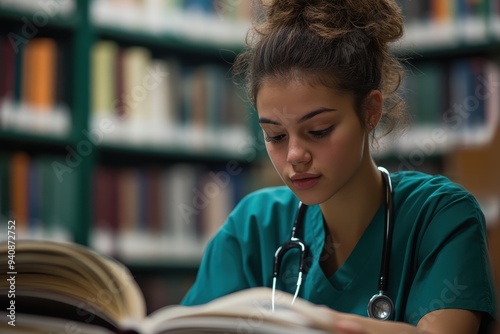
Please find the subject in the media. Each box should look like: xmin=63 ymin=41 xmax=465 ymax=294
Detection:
xmin=181 ymin=0 xmax=497 ymax=333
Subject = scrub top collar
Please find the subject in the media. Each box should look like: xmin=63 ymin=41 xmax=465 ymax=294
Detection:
xmin=301 ymin=203 xmax=386 ymax=302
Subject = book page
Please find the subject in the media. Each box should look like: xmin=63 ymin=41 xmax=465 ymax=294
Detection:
xmin=0 ymin=240 xmax=146 ymax=326
xmin=140 ymin=287 xmax=334 ymax=334
xmin=0 ymin=311 xmax=114 ymax=334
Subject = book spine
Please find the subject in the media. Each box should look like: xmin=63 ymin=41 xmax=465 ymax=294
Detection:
xmin=91 ymin=40 xmax=119 ymax=128
xmin=27 ymin=158 xmax=42 ymax=237
xmin=0 ymin=153 xmax=10 ymax=223
xmin=10 ymin=152 xmax=30 ymax=234
xmin=91 ymin=166 xmax=120 ymax=256
xmin=122 ymin=46 xmax=152 ymax=143
xmin=146 ymin=168 xmax=163 ymax=234
xmin=23 ymin=38 xmax=57 ymax=112
xmin=0 ymin=37 xmax=16 ymax=103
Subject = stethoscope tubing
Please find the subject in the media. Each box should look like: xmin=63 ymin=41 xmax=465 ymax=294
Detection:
xmin=378 ymin=166 xmax=393 ymax=293
xmin=272 ymin=167 xmax=395 ymax=320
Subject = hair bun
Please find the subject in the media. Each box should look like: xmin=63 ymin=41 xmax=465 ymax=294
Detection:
xmin=260 ymin=0 xmax=404 ymax=45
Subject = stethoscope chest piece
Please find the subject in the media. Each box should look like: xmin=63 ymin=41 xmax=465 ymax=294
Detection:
xmin=367 ymin=292 xmax=395 ymax=321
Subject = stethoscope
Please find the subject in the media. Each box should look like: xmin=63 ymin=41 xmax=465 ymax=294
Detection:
xmin=272 ymin=166 xmax=395 ymax=321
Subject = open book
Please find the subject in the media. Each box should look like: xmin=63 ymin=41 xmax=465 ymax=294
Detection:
xmin=0 ymin=240 xmax=335 ymax=334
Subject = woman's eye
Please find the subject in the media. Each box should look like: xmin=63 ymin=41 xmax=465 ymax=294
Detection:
xmin=265 ymin=134 xmax=286 ymax=143
xmin=310 ymin=126 xmax=334 ymax=138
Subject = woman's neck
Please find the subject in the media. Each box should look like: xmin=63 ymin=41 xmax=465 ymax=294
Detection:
xmin=319 ymin=160 xmax=384 ymax=250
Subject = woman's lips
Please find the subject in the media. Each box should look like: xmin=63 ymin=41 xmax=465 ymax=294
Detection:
xmin=291 ymin=175 xmax=321 ymax=190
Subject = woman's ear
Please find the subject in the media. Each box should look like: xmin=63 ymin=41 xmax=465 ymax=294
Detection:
xmin=364 ymin=90 xmax=383 ymax=130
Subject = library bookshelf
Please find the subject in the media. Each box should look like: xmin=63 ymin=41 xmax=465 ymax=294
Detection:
xmin=375 ymin=1 xmax=500 ymax=287
xmin=0 ymin=0 xmax=259 ymax=309
xmin=374 ymin=0 xmax=500 ymax=229
xmin=1 ymin=0 xmax=499 ymax=310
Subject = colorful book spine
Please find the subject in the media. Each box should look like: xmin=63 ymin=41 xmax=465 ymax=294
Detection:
xmin=0 ymin=37 xmax=70 ymax=135
xmin=91 ymin=40 xmax=119 ymax=122
xmin=10 ymin=152 xmax=30 ymax=234
xmin=22 ymin=38 xmax=57 ymax=116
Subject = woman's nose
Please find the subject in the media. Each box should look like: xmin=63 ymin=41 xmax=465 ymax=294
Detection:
xmin=287 ymin=137 xmax=311 ymax=166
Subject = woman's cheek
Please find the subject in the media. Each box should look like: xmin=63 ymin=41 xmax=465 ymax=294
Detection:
xmin=331 ymin=129 xmax=365 ymax=164
xmin=266 ymin=146 xmax=287 ymax=175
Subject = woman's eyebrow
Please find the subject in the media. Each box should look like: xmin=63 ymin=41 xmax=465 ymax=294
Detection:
xmin=258 ymin=107 xmax=337 ymax=125
xmin=298 ymin=107 xmax=336 ymax=123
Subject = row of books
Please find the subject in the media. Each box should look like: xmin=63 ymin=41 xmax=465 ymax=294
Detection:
xmin=0 ymin=151 xmax=252 ymax=262
xmin=6 ymin=0 xmax=500 ymax=50
xmin=91 ymin=0 xmax=253 ymax=46
xmin=91 ymin=40 xmax=251 ymax=152
xmin=0 ymin=152 xmax=79 ymax=242
xmin=0 ymin=37 xmax=71 ymax=135
xmin=0 ymin=34 xmax=252 ymax=153
xmin=91 ymin=163 xmax=248 ymax=262
xmin=2 ymin=0 xmax=500 ymax=51
xmin=91 ymin=0 xmax=500 ymax=50
xmin=375 ymin=56 xmax=500 ymax=157
xmin=396 ymin=0 xmax=500 ymax=49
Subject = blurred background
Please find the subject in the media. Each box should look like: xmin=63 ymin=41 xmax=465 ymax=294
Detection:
xmin=0 ymin=0 xmax=499 ymax=315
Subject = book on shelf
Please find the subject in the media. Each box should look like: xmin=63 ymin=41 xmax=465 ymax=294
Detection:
xmin=9 ymin=152 xmax=29 ymax=234
xmin=0 ymin=36 xmax=71 ymax=135
xmin=0 ymin=37 xmax=16 ymax=109
xmin=0 ymin=239 xmax=335 ymax=334
xmin=22 ymin=37 xmax=57 ymax=114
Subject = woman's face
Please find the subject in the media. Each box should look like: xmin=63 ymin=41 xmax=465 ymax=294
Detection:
xmin=256 ymin=79 xmax=371 ymax=205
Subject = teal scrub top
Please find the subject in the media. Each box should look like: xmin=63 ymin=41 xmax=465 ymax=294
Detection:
xmin=181 ymin=171 xmax=497 ymax=328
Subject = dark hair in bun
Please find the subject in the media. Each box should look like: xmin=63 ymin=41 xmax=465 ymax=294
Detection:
xmin=233 ymin=0 xmax=408 ymax=138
